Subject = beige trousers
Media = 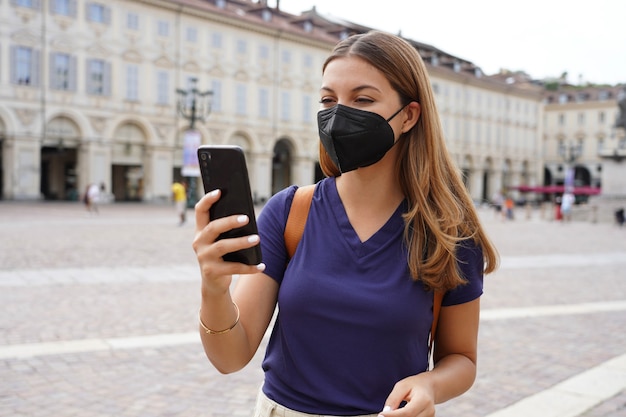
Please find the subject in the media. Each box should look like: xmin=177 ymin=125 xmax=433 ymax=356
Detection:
xmin=253 ymin=389 xmax=379 ymax=417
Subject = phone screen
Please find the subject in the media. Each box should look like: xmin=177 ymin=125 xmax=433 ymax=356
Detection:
xmin=197 ymin=145 xmax=262 ymax=265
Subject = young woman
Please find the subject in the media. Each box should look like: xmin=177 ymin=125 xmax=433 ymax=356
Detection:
xmin=193 ymin=31 xmax=498 ymax=417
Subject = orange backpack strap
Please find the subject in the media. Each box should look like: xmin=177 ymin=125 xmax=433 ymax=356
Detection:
xmin=428 ymin=290 xmax=444 ymax=368
xmin=284 ymin=184 xmax=316 ymax=260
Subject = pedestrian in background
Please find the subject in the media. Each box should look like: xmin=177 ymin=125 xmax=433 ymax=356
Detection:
xmin=193 ymin=31 xmax=498 ymax=417
xmin=171 ymin=179 xmax=188 ymax=226
xmin=491 ymin=190 xmax=504 ymax=220
xmin=560 ymin=190 xmax=575 ymax=222
xmin=84 ymin=183 xmax=101 ymax=214
xmin=504 ymin=195 xmax=515 ymax=220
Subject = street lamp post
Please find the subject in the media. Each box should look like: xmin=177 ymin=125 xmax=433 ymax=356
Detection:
xmin=176 ymin=77 xmax=212 ymax=207
xmin=558 ymin=140 xmax=582 ymax=190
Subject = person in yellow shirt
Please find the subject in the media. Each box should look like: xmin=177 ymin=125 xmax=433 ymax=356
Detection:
xmin=171 ymin=180 xmax=188 ymax=226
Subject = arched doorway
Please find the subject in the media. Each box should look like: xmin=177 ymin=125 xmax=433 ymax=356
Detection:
xmin=461 ymin=155 xmax=472 ymax=189
xmin=112 ymin=122 xmax=146 ymax=201
xmin=502 ymin=159 xmax=512 ymax=191
xmin=543 ymin=167 xmax=553 ymax=186
xmin=482 ymin=158 xmax=493 ymax=202
xmin=573 ymin=165 xmax=591 ymax=187
xmin=0 ymin=118 xmax=5 ymax=200
xmin=42 ymin=116 xmax=81 ymax=200
xmin=272 ymin=139 xmax=293 ymax=195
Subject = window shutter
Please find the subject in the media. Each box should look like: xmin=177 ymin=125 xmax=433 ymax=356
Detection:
xmin=69 ymin=56 xmax=77 ymax=91
xmin=86 ymin=58 xmax=93 ymax=94
xmin=31 ymin=49 xmax=40 ymax=87
xmin=10 ymin=46 xmax=17 ymax=84
xmin=103 ymin=6 xmax=111 ymax=25
xmin=103 ymin=62 xmax=112 ymax=96
xmin=49 ymin=52 xmax=57 ymax=88
xmin=69 ymin=0 xmax=77 ymax=17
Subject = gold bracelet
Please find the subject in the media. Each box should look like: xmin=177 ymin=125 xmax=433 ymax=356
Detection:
xmin=199 ymin=303 xmax=240 ymax=335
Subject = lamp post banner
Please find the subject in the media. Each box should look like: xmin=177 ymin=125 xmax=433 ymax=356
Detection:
xmin=564 ymin=167 xmax=575 ymax=189
xmin=181 ymin=130 xmax=201 ymax=177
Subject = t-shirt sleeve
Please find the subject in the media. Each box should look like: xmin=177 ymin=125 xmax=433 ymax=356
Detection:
xmin=442 ymin=239 xmax=485 ymax=306
xmin=257 ymin=185 xmax=298 ymax=284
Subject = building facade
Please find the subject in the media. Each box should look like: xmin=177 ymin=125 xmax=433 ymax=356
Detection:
xmin=542 ymin=86 xmax=624 ymax=191
xmin=1 ymin=0 xmax=544 ymax=204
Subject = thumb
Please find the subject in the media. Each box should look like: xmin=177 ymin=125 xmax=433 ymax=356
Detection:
xmin=379 ymin=381 xmax=412 ymax=416
xmin=378 ymin=405 xmax=393 ymax=417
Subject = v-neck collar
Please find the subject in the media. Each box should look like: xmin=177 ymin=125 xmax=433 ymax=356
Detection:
xmin=326 ymin=177 xmax=407 ymax=258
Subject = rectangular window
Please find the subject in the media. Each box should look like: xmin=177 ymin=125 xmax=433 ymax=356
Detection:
xmin=211 ymin=80 xmax=222 ymax=112
xmin=127 ymin=12 xmax=139 ymax=30
xmin=281 ymin=50 xmax=291 ymax=64
xmin=50 ymin=52 xmax=76 ymax=91
xmin=126 ymin=64 xmax=139 ymax=101
xmin=599 ymin=111 xmax=605 ymax=124
xmin=14 ymin=0 xmax=40 ymax=8
xmin=87 ymin=2 xmax=110 ymax=24
xmin=302 ymin=94 xmax=312 ymax=123
xmin=12 ymin=46 xmax=40 ymax=86
xmin=211 ymin=32 xmax=222 ymax=49
xmin=578 ymin=113 xmax=585 ymax=126
xmin=236 ymin=84 xmax=247 ymax=115
xmin=15 ymin=47 xmax=33 ymax=85
xmin=303 ymin=53 xmax=313 ymax=68
xmin=281 ymin=91 xmax=291 ymax=121
xmin=558 ymin=114 xmax=566 ymax=126
xmin=186 ymin=27 xmax=197 ymax=43
xmin=156 ymin=71 xmax=169 ymax=105
xmin=258 ymin=44 xmax=269 ymax=61
xmin=236 ymin=39 xmax=247 ymax=55
xmin=87 ymin=59 xmax=110 ymax=96
xmin=259 ymin=88 xmax=269 ymax=118
xmin=157 ymin=20 xmax=169 ymax=37
xmin=51 ymin=0 xmax=76 ymax=16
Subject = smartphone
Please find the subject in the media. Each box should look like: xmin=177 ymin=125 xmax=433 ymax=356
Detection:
xmin=197 ymin=145 xmax=262 ymax=265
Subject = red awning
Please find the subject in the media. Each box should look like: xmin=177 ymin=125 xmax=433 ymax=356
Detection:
xmin=510 ymin=185 xmax=601 ymax=195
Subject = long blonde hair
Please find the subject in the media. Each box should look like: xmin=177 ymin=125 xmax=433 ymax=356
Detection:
xmin=319 ymin=31 xmax=498 ymax=291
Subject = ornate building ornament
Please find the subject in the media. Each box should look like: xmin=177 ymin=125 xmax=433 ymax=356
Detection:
xmin=10 ymin=29 xmax=39 ymax=47
xmin=14 ymin=108 xmax=37 ymax=127
xmin=89 ymin=116 xmax=107 ymax=134
xmin=122 ymin=49 xmax=143 ymax=63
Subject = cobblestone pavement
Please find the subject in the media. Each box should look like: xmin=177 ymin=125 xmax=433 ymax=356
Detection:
xmin=1 ymin=200 xmax=625 ymax=417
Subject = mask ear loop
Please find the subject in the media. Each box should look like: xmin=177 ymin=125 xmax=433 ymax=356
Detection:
xmin=396 ymin=100 xmax=421 ymax=134
xmin=385 ymin=105 xmax=407 ymax=122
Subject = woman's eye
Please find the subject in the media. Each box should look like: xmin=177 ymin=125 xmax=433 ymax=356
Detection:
xmin=319 ymin=97 xmax=335 ymax=105
xmin=355 ymin=97 xmax=374 ymax=104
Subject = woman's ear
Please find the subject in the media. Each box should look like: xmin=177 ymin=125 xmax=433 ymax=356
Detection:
xmin=402 ymin=101 xmax=421 ymax=133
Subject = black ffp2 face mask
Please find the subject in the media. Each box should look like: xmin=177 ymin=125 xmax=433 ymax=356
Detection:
xmin=317 ymin=104 xmax=405 ymax=173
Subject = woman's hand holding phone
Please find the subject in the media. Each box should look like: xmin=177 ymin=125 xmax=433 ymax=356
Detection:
xmin=192 ymin=189 xmax=266 ymax=296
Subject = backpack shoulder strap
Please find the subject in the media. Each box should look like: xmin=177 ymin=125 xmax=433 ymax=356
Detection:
xmin=284 ymin=184 xmax=316 ymax=259
xmin=428 ymin=290 xmax=444 ymax=369
xmin=285 ymin=183 xmax=442 ymax=368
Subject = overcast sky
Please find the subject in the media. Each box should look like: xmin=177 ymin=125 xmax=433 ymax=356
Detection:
xmin=277 ymin=0 xmax=625 ymax=86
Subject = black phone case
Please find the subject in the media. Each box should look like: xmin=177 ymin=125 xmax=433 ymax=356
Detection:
xmin=197 ymin=145 xmax=262 ymax=265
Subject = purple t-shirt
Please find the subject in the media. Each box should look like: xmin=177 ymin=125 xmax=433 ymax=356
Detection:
xmin=257 ymin=177 xmax=483 ymax=415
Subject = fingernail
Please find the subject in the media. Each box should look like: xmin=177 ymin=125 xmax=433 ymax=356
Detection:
xmin=237 ymin=215 xmax=248 ymax=223
xmin=209 ymin=189 xmax=219 ymax=197
xmin=248 ymin=235 xmax=259 ymax=243
xmin=256 ymin=263 xmax=266 ymax=271
xmin=382 ymin=406 xmax=392 ymax=413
